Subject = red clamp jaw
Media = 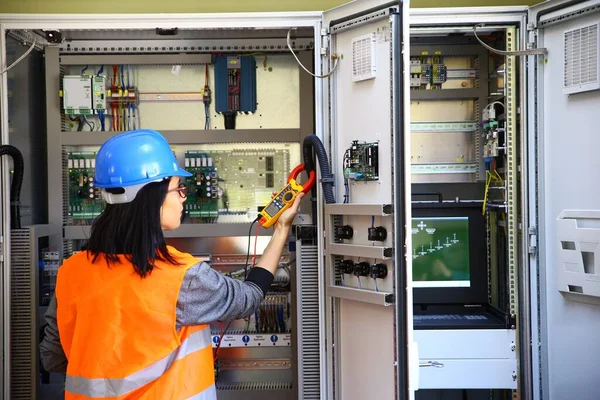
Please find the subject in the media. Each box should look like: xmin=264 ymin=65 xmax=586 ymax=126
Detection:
xmin=287 ymin=164 xmax=316 ymax=194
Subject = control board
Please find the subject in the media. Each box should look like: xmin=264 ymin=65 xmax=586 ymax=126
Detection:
xmin=66 ymin=151 xmax=104 ymax=225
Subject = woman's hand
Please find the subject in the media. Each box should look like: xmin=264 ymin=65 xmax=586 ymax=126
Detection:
xmin=256 ymin=192 xmax=305 ymax=276
xmin=274 ymin=192 xmax=304 ymax=230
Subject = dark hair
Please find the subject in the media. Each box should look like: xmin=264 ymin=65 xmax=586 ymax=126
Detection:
xmin=83 ymin=178 xmax=180 ymax=277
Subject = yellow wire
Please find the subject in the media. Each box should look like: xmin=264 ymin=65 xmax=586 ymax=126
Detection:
xmin=482 ymin=171 xmax=492 ymax=215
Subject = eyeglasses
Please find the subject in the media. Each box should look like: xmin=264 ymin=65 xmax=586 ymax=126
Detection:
xmin=167 ymin=182 xmax=188 ymax=199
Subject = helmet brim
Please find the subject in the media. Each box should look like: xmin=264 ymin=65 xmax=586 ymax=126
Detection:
xmin=175 ymin=168 xmax=193 ymax=178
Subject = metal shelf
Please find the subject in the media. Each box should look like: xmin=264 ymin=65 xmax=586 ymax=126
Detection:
xmin=327 ymin=285 xmax=393 ymax=306
xmin=64 ymin=223 xmax=272 ymax=240
xmin=326 ymin=243 xmax=392 ymax=259
xmin=211 ymin=332 xmax=292 ymax=348
xmin=60 ymin=53 xmax=211 ymax=65
xmin=411 ymin=163 xmax=478 ymax=175
xmin=410 ymin=88 xmax=480 ymax=101
xmin=325 ymin=203 xmax=393 ymax=216
xmin=410 ymin=121 xmax=478 ymax=133
xmin=60 ymin=129 xmax=302 ymax=146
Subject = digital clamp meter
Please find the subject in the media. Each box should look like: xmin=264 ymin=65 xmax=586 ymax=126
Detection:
xmin=259 ymin=164 xmax=315 ymax=228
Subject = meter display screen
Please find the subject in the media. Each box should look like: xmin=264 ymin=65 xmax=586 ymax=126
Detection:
xmin=264 ymin=202 xmax=281 ymax=217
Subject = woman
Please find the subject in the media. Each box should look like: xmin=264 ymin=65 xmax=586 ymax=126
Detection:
xmin=39 ymin=129 xmax=303 ymax=399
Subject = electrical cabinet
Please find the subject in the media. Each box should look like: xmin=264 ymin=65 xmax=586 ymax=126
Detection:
xmin=1 ymin=1 xmax=600 ymax=400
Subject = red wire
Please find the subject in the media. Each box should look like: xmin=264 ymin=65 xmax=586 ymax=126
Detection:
xmin=252 ymin=223 xmax=260 ymax=267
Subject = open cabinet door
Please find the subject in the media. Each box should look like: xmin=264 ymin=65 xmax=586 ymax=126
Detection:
xmin=319 ymin=1 xmax=415 ymax=399
xmin=529 ymin=1 xmax=600 ymax=399
xmin=0 ymin=24 xmax=9 ymax=400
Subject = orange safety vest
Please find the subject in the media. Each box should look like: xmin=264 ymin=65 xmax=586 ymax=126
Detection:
xmin=56 ymin=246 xmax=216 ymax=399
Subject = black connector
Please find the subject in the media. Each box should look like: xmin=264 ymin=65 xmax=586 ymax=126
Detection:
xmin=339 ymin=260 xmax=354 ymax=274
xmin=370 ymin=263 xmax=388 ymax=279
xmin=368 ymin=226 xmax=387 ymax=241
xmin=334 ymin=225 xmax=354 ymax=240
xmin=265 ymin=173 xmax=274 ymax=188
xmin=353 ymin=261 xmax=370 ymax=277
xmin=265 ymin=156 xmax=274 ymax=172
xmin=156 ymin=28 xmax=179 ymax=36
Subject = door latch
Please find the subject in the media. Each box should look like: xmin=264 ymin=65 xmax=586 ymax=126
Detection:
xmin=419 ymin=361 xmax=444 ymax=368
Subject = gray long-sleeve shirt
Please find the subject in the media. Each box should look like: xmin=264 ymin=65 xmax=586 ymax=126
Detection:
xmin=39 ymin=261 xmax=273 ymax=373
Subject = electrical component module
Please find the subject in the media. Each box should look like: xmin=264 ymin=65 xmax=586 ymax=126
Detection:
xmin=343 ymin=140 xmax=379 ymax=181
xmin=482 ymin=102 xmax=505 ymax=160
xmin=184 ymin=151 xmax=220 ymax=223
xmin=183 ymin=148 xmax=289 ymax=222
xmin=63 ymin=76 xmax=93 ymax=115
xmin=66 ymin=151 xmax=104 ymax=225
xmin=214 ymin=55 xmax=257 ymax=129
xmin=409 ymin=56 xmax=448 ymax=88
xmin=63 ymin=75 xmax=106 ymax=115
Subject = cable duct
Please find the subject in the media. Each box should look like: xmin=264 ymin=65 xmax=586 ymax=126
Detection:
xmin=0 ymin=145 xmax=24 ymax=229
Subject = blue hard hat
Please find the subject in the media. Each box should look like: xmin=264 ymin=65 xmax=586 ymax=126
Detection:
xmin=95 ymin=130 xmax=191 ymax=203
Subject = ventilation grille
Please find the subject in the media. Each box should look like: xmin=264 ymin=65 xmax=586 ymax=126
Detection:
xmin=62 ymin=148 xmax=70 ymax=224
xmin=216 ymin=382 xmax=292 ymax=391
xmin=297 ymin=242 xmax=321 ymax=399
xmin=10 ymin=228 xmax=37 ymax=400
xmin=351 ymin=34 xmax=377 ymax=82
xmin=563 ymin=23 xmax=600 ymax=95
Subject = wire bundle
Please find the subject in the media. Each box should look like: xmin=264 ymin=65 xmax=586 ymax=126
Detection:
xmin=255 ymin=293 xmax=288 ymax=334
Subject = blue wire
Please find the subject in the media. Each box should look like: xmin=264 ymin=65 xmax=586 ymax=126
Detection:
xmin=371 ymin=216 xmax=375 ymax=227
xmin=98 ymin=111 xmax=105 ymax=131
xmin=81 ymin=65 xmax=88 ymax=74
xmin=132 ymin=103 xmax=137 ymax=130
xmin=96 ymin=65 xmax=104 ymax=77
xmin=82 ymin=115 xmax=94 ymax=131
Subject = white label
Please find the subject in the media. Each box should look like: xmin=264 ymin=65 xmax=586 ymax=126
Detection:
xmin=190 ymin=158 xmax=196 ymax=167
xmin=85 ymin=159 xmax=91 ymax=169
xmin=208 ymin=158 xmax=213 ymax=167
xmin=201 ymin=158 xmax=207 ymax=167
xmin=171 ymin=65 xmax=182 ymax=75
xmin=68 ymin=159 xmax=73 ymax=169
xmin=185 ymin=158 xmax=190 ymax=167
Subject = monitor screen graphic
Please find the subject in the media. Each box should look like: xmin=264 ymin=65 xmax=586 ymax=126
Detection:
xmin=411 ymin=216 xmax=470 ymax=288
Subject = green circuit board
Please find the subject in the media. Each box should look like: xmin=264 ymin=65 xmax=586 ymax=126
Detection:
xmin=184 ymin=151 xmax=220 ymax=223
xmin=66 ymin=151 xmax=105 ymax=225
xmin=210 ymin=149 xmax=290 ymax=215
xmin=183 ymin=148 xmax=290 ymax=222
xmin=343 ymin=141 xmax=379 ymax=181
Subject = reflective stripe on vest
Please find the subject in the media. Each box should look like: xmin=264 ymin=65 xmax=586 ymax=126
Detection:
xmin=66 ymin=327 xmax=211 ymax=398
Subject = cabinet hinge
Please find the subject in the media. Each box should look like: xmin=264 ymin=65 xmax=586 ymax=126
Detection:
xmin=320 ymin=28 xmax=330 ymax=55
xmin=528 ymin=227 xmax=537 ymax=255
xmin=527 ymin=26 xmax=541 ymax=52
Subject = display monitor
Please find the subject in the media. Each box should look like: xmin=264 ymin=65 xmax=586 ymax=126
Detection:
xmin=411 ymin=203 xmax=488 ymax=305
